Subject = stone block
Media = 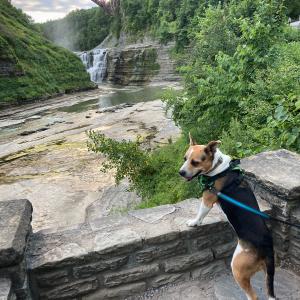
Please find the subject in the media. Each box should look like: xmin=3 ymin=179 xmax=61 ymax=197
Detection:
xmin=150 ymin=273 xmax=190 ymax=288
xmin=73 ymin=256 xmax=128 ymax=279
xmin=82 ymin=282 xmax=146 ymax=300
xmin=93 ymin=228 xmax=142 ymax=255
xmin=0 ymin=261 xmax=26 ymax=288
xmin=185 ymin=221 xmax=232 ymax=239
xmin=0 ymin=277 xmax=15 ymax=300
xmin=212 ymin=242 xmax=236 ymax=259
xmin=163 ymin=250 xmax=214 ymax=273
xmin=191 ymin=260 xmax=227 ymax=279
xmin=39 ymin=278 xmax=98 ymax=300
xmin=104 ymin=264 xmax=160 ymax=287
xmin=36 ymin=269 xmax=70 ymax=288
xmin=28 ymin=242 xmax=88 ymax=271
xmin=195 ymin=231 xmax=235 ymax=251
xmin=0 ymin=200 xmax=32 ymax=267
xmin=241 ymin=150 xmax=300 ymax=200
xmin=136 ymin=240 xmax=186 ymax=263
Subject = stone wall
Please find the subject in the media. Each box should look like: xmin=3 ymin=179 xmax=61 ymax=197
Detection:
xmin=0 ymin=199 xmax=32 ymax=299
xmin=0 ymin=149 xmax=299 ymax=299
xmin=242 ymin=150 xmax=300 ymax=272
xmin=27 ymin=200 xmax=236 ymax=300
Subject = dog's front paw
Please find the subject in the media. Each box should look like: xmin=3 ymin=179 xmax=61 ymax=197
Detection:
xmin=186 ymin=218 xmax=202 ymax=227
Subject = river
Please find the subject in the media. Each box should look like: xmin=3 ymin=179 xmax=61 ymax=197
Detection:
xmin=0 ymin=83 xmax=181 ymax=232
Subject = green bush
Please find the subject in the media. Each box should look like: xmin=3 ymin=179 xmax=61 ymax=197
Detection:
xmin=87 ymin=131 xmax=199 ymax=207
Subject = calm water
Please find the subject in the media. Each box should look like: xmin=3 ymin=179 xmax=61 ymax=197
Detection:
xmin=58 ymin=85 xmax=172 ymax=113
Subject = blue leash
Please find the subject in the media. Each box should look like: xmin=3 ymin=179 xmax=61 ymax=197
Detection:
xmin=210 ymin=188 xmax=300 ymax=229
xmin=217 ymin=191 xmax=270 ymax=219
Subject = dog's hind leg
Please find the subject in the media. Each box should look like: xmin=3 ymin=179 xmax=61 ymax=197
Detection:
xmin=231 ymin=243 xmax=261 ymax=300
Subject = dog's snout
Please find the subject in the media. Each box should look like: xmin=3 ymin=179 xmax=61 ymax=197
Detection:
xmin=179 ymin=170 xmax=186 ymax=177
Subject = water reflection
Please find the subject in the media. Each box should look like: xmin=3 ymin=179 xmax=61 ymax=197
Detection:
xmin=58 ymin=86 xmax=171 ymax=113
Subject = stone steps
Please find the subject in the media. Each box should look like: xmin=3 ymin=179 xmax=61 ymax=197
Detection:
xmin=131 ymin=268 xmax=300 ymax=300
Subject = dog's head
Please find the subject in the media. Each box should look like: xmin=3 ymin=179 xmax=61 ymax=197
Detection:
xmin=179 ymin=133 xmax=221 ymax=181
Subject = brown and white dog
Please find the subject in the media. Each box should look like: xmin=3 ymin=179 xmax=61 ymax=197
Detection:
xmin=179 ymin=134 xmax=275 ymax=300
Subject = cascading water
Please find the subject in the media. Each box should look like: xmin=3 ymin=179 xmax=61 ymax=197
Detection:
xmin=79 ymin=48 xmax=107 ymax=83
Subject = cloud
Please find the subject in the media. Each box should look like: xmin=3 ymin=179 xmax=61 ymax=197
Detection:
xmin=11 ymin=0 xmax=97 ymax=22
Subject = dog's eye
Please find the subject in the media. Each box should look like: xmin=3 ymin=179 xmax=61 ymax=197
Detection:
xmin=201 ymin=155 xmax=206 ymax=161
xmin=191 ymin=160 xmax=200 ymax=167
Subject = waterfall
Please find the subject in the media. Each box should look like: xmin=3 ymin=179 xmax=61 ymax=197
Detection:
xmin=79 ymin=48 xmax=107 ymax=83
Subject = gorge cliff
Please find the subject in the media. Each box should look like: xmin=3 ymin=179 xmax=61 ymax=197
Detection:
xmin=0 ymin=0 xmax=94 ymax=107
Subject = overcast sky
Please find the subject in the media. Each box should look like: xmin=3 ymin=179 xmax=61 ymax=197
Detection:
xmin=11 ymin=0 xmax=97 ymax=23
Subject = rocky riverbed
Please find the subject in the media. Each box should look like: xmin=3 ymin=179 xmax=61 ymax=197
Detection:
xmin=0 ymin=84 xmax=181 ymax=232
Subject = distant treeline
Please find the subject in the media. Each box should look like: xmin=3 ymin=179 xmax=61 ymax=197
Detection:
xmin=39 ymin=8 xmax=113 ymax=51
xmin=40 ymin=0 xmax=300 ymax=52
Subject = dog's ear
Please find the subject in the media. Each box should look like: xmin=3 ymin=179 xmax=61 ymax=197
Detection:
xmin=189 ymin=132 xmax=197 ymax=146
xmin=205 ymin=140 xmax=221 ymax=154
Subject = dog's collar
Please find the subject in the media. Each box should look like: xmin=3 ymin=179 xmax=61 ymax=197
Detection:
xmin=197 ymin=160 xmax=243 ymax=194
xmin=203 ymin=156 xmax=223 ymax=176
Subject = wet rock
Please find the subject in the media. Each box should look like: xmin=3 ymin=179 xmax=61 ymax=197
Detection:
xmin=19 ymin=127 xmax=48 ymax=136
xmin=96 ymin=103 xmax=134 ymax=113
xmin=26 ymin=115 xmax=42 ymax=121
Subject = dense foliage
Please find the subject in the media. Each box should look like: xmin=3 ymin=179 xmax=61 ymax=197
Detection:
xmin=41 ymin=0 xmax=300 ymax=52
xmin=39 ymin=8 xmax=113 ymax=51
xmin=89 ymin=0 xmax=300 ymax=208
xmin=0 ymin=0 xmax=94 ymax=106
xmin=167 ymin=0 xmax=300 ymax=154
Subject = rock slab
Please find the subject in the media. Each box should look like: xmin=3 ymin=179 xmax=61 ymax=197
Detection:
xmin=0 ymin=199 xmax=32 ymax=267
xmin=242 ymin=149 xmax=300 ymax=199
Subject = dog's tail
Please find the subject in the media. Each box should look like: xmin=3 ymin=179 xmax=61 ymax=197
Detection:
xmin=265 ymin=252 xmax=276 ymax=299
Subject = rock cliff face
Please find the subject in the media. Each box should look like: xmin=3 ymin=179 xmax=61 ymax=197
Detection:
xmin=101 ymin=33 xmax=181 ymax=85
xmin=106 ymin=45 xmax=160 ymax=85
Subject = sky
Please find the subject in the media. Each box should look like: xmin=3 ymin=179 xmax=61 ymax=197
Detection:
xmin=11 ymin=0 xmax=97 ymax=23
